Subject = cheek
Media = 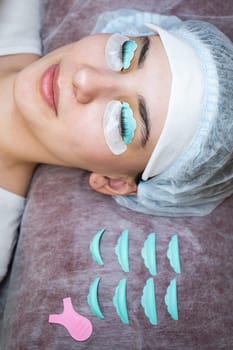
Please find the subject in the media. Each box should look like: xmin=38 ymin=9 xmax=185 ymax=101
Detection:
xmin=70 ymin=34 xmax=109 ymax=65
xmin=63 ymin=111 xmax=110 ymax=159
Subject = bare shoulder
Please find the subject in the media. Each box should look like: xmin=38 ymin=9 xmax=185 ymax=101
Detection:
xmin=0 ymin=53 xmax=40 ymax=76
xmin=0 ymin=159 xmax=36 ymax=197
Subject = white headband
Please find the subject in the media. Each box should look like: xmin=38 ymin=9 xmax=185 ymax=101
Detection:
xmin=142 ymin=24 xmax=204 ymax=180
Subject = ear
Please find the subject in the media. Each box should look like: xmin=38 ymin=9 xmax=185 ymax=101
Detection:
xmin=89 ymin=173 xmax=138 ymax=196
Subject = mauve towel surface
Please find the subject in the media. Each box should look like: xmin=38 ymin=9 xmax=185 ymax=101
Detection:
xmin=1 ymin=0 xmax=233 ymax=349
xmin=1 ymin=165 xmax=233 ymax=350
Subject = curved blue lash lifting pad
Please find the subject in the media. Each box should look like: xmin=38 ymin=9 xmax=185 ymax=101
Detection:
xmin=115 ymin=230 xmax=129 ymax=272
xmin=122 ymin=39 xmax=138 ymax=70
xmin=167 ymin=234 xmax=181 ymax=274
xmin=87 ymin=277 xmax=104 ymax=320
xmin=90 ymin=228 xmax=106 ymax=266
xmin=113 ymin=278 xmax=129 ymax=324
xmin=141 ymin=278 xmax=158 ymax=325
xmin=141 ymin=233 xmax=157 ymax=276
xmin=121 ymin=102 xmax=137 ymax=145
xmin=165 ymin=278 xmax=179 ymax=320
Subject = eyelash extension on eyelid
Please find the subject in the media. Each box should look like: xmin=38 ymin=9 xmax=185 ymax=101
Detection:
xmin=105 ymin=34 xmax=138 ymax=72
xmin=120 ymin=102 xmax=137 ymax=145
xmin=103 ymin=100 xmax=137 ymax=156
xmin=121 ymin=40 xmax=138 ymax=70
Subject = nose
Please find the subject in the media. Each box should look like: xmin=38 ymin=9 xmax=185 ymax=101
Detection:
xmin=72 ymin=64 xmax=130 ymax=104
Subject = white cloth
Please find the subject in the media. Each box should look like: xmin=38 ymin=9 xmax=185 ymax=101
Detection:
xmin=0 ymin=188 xmax=25 ymax=281
xmin=0 ymin=0 xmax=41 ymax=56
xmin=142 ymin=24 xmax=204 ymax=179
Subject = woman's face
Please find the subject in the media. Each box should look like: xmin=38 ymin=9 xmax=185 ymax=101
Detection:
xmin=14 ymin=33 xmax=171 ymax=179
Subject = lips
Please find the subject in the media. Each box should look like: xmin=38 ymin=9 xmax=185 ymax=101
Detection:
xmin=41 ymin=64 xmax=60 ymax=114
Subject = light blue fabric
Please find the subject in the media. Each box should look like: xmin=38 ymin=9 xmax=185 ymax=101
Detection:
xmin=92 ymin=9 xmax=182 ymax=36
xmin=93 ymin=9 xmax=233 ymax=217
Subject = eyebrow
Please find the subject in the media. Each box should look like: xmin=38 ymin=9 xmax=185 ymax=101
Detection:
xmin=137 ymin=36 xmax=151 ymax=147
xmin=138 ymin=36 xmax=150 ymax=68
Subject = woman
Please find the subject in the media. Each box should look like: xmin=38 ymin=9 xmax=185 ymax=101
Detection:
xmin=0 ymin=1 xmax=233 ymax=281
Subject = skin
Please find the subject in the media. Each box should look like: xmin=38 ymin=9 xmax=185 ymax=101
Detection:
xmin=0 ymin=33 xmax=171 ymax=197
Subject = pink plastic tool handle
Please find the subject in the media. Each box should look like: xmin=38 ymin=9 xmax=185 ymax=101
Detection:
xmin=49 ymin=297 xmax=93 ymax=342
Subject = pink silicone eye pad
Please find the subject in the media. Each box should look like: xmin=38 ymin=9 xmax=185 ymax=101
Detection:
xmin=49 ymin=297 xmax=93 ymax=342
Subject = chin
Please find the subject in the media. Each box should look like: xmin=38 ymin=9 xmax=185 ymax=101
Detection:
xmin=14 ymin=62 xmax=48 ymax=127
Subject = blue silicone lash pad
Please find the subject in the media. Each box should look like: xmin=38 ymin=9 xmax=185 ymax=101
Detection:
xmin=141 ymin=278 xmax=158 ymax=325
xmin=165 ymin=279 xmax=179 ymax=320
xmin=90 ymin=228 xmax=106 ymax=266
xmin=122 ymin=39 xmax=138 ymax=70
xmin=115 ymin=230 xmax=129 ymax=272
xmin=87 ymin=277 xmax=104 ymax=319
xmin=121 ymin=102 xmax=137 ymax=145
xmin=167 ymin=234 xmax=181 ymax=274
xmin=141 ymin=233 xmax=157 ymax=276
xmin=113 ymin=278 xmax=129 ymax=324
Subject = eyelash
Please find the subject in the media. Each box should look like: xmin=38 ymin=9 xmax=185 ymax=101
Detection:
xmin=119 ymin=102 xmax=137 ymax=145
xmin=119 ymin=40 xmax=138 ymax=140
xmin=120 ymin=39 xmax=138 ymax=71
xmin=120 ymin=104 xmax=127 ymax=139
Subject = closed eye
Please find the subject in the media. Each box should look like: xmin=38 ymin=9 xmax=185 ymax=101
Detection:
xmin=122 ymin=36 xmax=151 ymax=148
xmin=138 ymin=36 xmax=150 ymax=69
xmin=137 ymin=36 xmax=151 ymax=147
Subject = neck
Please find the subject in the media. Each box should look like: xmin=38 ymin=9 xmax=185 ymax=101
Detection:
xmin=0 ymin=73 xmax=37 ymax=196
